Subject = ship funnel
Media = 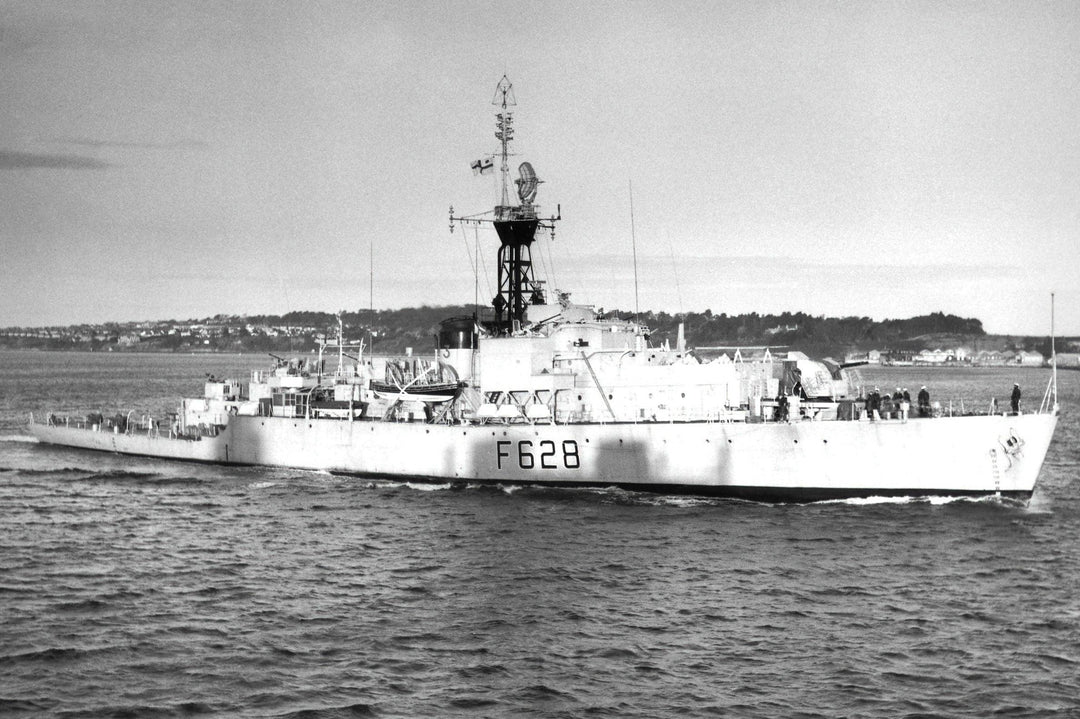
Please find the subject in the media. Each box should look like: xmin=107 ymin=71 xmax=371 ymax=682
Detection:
xmin=436 ymin=316 xmax=476 ymax=382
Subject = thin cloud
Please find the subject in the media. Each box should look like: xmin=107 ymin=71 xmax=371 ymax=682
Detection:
xmin=48 ymin=136 xmax=209 ymax=150
xmin=0 ymin=149 xmax=112 ymax=170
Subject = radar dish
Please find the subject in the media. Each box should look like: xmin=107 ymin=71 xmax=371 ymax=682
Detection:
xmin=516 ymin=162 xmax=539 ymax=205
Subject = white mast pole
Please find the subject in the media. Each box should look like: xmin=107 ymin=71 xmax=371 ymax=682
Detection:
xmin=369 ymin=242 xmax=374 ymax=357
xmin=338 ymin=313 xmax=344 ymax=374
xmin=1052 ymin=291 xmax=1058 ymax=409
xmin=630 ymin=179 xmax=640 ymax=320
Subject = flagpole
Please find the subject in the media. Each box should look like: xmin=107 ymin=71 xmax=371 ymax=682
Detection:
xmin=369 ymin=242 xmax=374 ymax=356
xmin=1052 ymin=291 xmax=1058 ymax=409
xmin=474 ymin=226 xmax=480 ymax=323
xmin=629 ymin=179 xmax=640 ymax=321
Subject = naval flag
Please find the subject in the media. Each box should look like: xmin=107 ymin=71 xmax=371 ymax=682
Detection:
xmin=471 ymin=158 xmax=494 ymax=175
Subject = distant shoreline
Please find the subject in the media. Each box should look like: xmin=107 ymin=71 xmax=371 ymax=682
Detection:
xmin=0 ymin=345 xmax=1061 ymax=370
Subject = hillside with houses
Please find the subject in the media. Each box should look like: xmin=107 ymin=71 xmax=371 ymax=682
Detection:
xmin=848 ymin=346 xmax=1072 ymax=368
xmin=1 ymin=306 xmax=1076 ymax=367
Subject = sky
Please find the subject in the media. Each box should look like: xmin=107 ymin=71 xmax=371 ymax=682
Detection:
xmin=1 ymin=0 xmax=1078 ymax=335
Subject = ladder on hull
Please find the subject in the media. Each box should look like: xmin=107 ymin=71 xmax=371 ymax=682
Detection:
xmin=989 ymin=448 xmax=1002 ymax=497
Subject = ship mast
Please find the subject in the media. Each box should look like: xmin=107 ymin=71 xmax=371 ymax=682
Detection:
xmin=495 ymin=76 xmax=514 ymax=216
xmin=451 ymin=76 xmax=559 ymax=335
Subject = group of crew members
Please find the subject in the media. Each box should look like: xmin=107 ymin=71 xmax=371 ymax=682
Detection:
xmin=864 ymin=383 xmax=1022 ymax=420
xmin=770 ymin=382 xmax=1023 ymax=423
xmin=864 ymin=386 xmax=921 ymax=421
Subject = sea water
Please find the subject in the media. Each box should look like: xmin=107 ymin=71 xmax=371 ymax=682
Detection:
xmin=1 ymin=350 xmax=1078 ymax=718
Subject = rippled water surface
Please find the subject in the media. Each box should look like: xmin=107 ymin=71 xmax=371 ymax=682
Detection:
xmin=2 ymin=351 xmax=1079 ymax=718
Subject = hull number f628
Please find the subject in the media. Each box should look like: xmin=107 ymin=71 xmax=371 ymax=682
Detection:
xmin=496 ymin=439 xmax=580 ymax=470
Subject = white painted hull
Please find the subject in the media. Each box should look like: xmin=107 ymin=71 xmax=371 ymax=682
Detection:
xmin=33 ymin=413 xmax=1057 ymax=501
xmin=30 ymin=424 xmax=229 ymax=463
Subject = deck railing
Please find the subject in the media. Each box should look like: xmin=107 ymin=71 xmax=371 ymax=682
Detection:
xmin=39 ymin=413 xmax=219 ymax=439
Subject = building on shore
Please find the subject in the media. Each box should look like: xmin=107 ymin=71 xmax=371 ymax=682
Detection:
xmin=1016 ymin=350 xmax=1046 ymax=367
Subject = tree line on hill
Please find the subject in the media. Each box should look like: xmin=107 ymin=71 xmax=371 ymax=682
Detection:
xmin=599 ymin=309 xmax=988 ymax=358
xmin=5 ymin=305 xmax=1061 ymax=358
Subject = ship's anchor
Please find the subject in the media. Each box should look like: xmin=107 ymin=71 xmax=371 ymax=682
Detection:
xmin=1000 ymin=431 xmax=1024 ymax=457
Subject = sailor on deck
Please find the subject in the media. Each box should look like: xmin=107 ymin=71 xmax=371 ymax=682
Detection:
xmin=775 ymin=392 xmax=789 ymax=422
xmin=869 ymin=387 xmax=882 ymax=421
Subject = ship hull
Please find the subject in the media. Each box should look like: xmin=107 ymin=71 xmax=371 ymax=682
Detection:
xmin=32 ymin=413 xmax=1057 ymax=501
xmin=30 ymin=423 xmax=230 ymax=463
